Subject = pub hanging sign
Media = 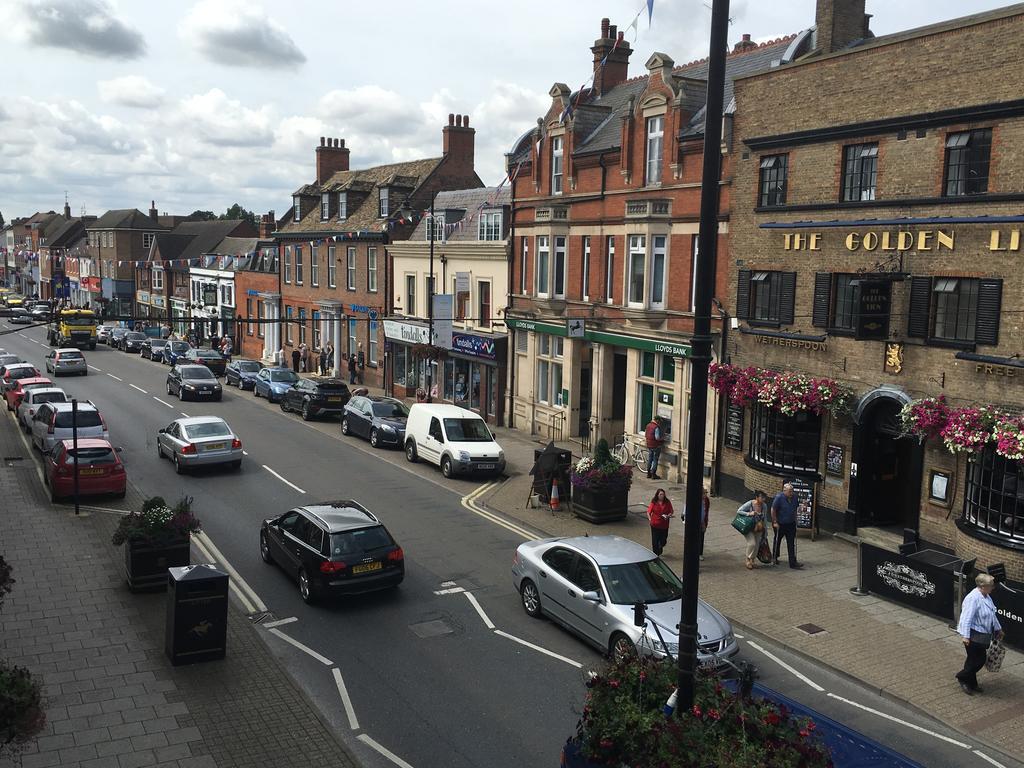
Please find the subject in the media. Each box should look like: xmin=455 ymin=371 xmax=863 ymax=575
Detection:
xmin=854 ymin=280 xmax=891 ymax=341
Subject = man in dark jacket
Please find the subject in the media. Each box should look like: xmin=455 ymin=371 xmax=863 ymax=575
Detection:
xmin=644 ymin=416 xmax=665 ymax=479
xmin=347 ymin=353 xmax=357 ymax=385
xmin=771 ymin=483 xmax=803 ymax=569
xmin=291 ymin=347 xmax=301 ymax=373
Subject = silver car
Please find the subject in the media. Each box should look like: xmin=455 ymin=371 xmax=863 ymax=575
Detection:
xmin=30 ymin=401 xmax=108 ymax=454
xmin=45 ymin=348 xmax=88 ymax=376
xmin=17 ymin=387 xmax=68 ymax=432
xmin=511 ymin=535 xmax=738 ymax=667
xmin=157 ymin=416 xmax=242 ymax=473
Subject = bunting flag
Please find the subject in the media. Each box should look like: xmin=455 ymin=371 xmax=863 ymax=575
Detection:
xmin=647 ymin=0 xmax=655 ymax=28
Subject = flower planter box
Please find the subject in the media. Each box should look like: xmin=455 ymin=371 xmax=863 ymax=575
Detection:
xmin=572 ymin=487 xmax=628 ymax=524
xmin=124 ymin=539 xmax=191 ymax=592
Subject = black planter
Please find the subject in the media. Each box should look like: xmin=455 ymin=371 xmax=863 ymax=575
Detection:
xmin=124 ymin=538 xmax=191 ymax=592
xmin=572 ymin=486 xmax=629 ymax=523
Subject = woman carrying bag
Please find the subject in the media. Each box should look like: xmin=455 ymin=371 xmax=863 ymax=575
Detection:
xmin=956 ymin=573 xmax=1004 ymax=695
xmin=732 ymin=491 xmax=767 ymax=570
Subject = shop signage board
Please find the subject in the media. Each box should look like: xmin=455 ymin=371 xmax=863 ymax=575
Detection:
xmin=859 ymin=543 xmax=954 ymax=620
xmin=786 ymin=477 xmax=816 ymax=532
xmin=151 ymin=296 xmax=166 ymax=309
xmin=567 ymin=318 xmax=585 ymax=338
xmin=725 ymin=401 xmax=743 ymax=450
xmin=383 ymin=319 xmax=430 ymax=345
xmin=450 ymin=332 xmax=498 ymax=361
xmin=826 ymin=444 xmax=845 ymax=476
xmin=505 ymin=318 xmax=690 ymax=357
xmin=855 ymin=280 xmax=891 ymax=340
xmin=136 ymin=290 xmax=151 ymax=304
xmin=455 ymin=271 xmax=470 ymax=294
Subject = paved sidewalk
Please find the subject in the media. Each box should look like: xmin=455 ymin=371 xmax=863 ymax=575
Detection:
xmin=0 ymin=421 xmax=360 ymax=768
xmin=483 ymin=425 xmax=1024 ymax=765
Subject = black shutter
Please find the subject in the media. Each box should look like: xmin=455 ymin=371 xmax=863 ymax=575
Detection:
xmin=907 ymin=277 xmax=932 ymax=338
xmin=779 ymin=272 xmax=796 ymax=326
xmin=812 ymin=272 xmax=831 ymax=328
xmin=735 ymin=269 xmax=751 ymax=320
xmin=976 ymin=278 xmax=1003 ymax=346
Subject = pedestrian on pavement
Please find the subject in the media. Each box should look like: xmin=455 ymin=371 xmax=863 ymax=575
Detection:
xmin=736 ymin=491 xmax=767 ymax=570
xmin=771 ymin=483 xmax=803 ymax=569
xmin=955 ymin=573 xmax=1004 ymax=695
xmin=685 ymin=486 xmax=711 ymax=560
xmin=647 ymin=488 xmax=674 ymax=556
xmin=347 ymin=353 xmax=357 ymax=384
xmin=357 ymin=343 xmax=365 ymax=384
xmin=291 ymin=347 xmax=301 ymax=373
xmin=644 ymin=415 xmax=665 ymax=479
xmin=221 ymin=336 xmax=233 ymax=361
xmin=299 ymin=342 xmax=309 ymax=372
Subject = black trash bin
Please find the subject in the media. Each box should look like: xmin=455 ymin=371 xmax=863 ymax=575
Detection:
xmin=166 ymin=564 xmax=229 ymax=666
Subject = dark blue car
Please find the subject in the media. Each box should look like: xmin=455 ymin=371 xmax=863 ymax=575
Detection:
xmin=253 ymin=366 xmax=299 ymax=403
xmin=163 ymin=341 xmax=192 ymax=366
xmin=225 ymin=359 xmax=263 ymax=390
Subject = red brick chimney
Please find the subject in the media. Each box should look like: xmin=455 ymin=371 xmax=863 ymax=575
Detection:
xmin=258 ymin=211 xmax=275 ymax=239
xmin=315 ymin=137 xmax=350 ymax=184
xmin=816 ymin=0 xmax=872 ymax=55
xmin=149 ymin=199 xmax=158 ymax=221
xmin=592 ymin=18 xmax=632 ymax=97
xmin=733 ymin=33 xmax=758 ymax=53
xmin=442 ymin=114 xmax=475 ymax=174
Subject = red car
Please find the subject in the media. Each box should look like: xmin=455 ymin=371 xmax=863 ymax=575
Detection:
xmin=5 ymin=376 xmax=53 ymax=411
xmin=1 ymin=364 xmax=40 ymax=392
xmin=43 ymin=438 xmax=127 ymax=502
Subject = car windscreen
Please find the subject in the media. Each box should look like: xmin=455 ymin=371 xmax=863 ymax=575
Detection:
xmin=182 ymin=367 xmax=215 ymax=380
xmin=150 ymin=340 xmax=167 ymax=347
xmin=372 ymin=401 xmax=409 ymax=418
xmin=194 ymin=350 xmax=221 ymax=358
xmin=236 ymin=362 xmax=261 ymax=372
xmin=59 ymin=351 xmax=83 ymax=359
xmin=0 ymin=356 xmax=21 ymax=366
xmin=184 ymin=422 xmax=231 ymax=439
xmin=169 ymin=342 xmax=189 ymax=353
xmin=442 ymin=417 xmax=492 ymax=442
xmin=111 ymin=329 xmax=127 ymax=336
xmin=54 ymin=411 xmax=102 ymax=428
xmin=126 ymin=333 xmax=146 ymax=340
xmin=599 ymin=558 xmax=683 ymax=605
xmin=63 ymin=447 xmax=116 ymax=464
xmin=9 ymin=368 xmax=37 ymax=379
xmin=329 ymin=527 xmax=394 ymax=558
xmin=33 ymin=392 xmax=67 ymax=404
xmin=270 ymin=371 xmax=298 ymax=382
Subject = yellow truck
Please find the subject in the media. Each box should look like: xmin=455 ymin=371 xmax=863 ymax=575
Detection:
xmin=47 ymin=309 xmax=99 ymax=350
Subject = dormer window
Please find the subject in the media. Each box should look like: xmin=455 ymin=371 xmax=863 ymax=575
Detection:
xmin=338 ymin=193 xmax=347 ymax=220
xmin=426 ymin=214 xmax=446 ymax=243
xmin=320 ymin=193 xmax=330 ymax=220
xmin=478 ymin=211 xmax=502 ymax=241
xmin=293 ymin=196 xmax=301 ymax=222
xmin=379 ymin=187 xmax=389 ymax=217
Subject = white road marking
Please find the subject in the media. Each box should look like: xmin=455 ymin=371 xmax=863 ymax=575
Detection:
xmin=440 ymin=580 xmax=457 ymax=587
xmin=242 ymin=450 xmax=248 ymax=456
xmin=17 ymin=333 xmax=26 ymax=338
xmin=191 ymin=535 xmax=256 ymax=614
xmin=464 ymin=592 xmax=495 ymax=629
xmin=153 ymin=397 xmax=174 ymax=409
xmin=106 ymin=373 xmax=123 ymax=381
xmin=747 ymin=641 xmax=825 ymax=692
xmin=268 ymin=628 xmax=333 ymax=666
xmin=261 ymin=616 xmax=298 ymax=629
xmin=357 ymin=735 xmax=415 ymax=768
xmin=460 ymin=482 xmax=534 ymax=540
xmin=129 ymin=383 xmax=147 ymax=394
xmin=973 ymin=750 xmax=1009 ymax=768
xmin=825 ymin=693 xmax=973 ymax=749
xmin=433 ymin=586 xmax=465 ymax=595
xmin=332 ymin=667 xmax=361 ymax=731
xmin=733 ymin=633 xmax=745 ymax=639
xmin=88 ymin=365 xmax=102 ymax=372
xmin=262 ymin=464 xmax=306 ymax=494
xmin=193 ymin=531 xmax=268 ymax=613
xmin=493 ymin=629 xmax=584 ymax=668
xmin=180 ymin=412 xmax=189 ymax=418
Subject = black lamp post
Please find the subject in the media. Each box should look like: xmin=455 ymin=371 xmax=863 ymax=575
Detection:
xmin=678 ymin=0 xmax=731 ymax=712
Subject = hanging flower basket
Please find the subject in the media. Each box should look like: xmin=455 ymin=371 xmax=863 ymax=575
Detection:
xmin=899 ymin=395 xmax=950 ymax=441
xmin=900 ymin=397 xmax=1024 ymax=462
xmin=708 ymin=363 xmax=851 ymax=417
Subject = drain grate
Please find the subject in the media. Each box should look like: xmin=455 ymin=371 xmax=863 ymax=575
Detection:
xmin=249 ymin=611 xmax=276 ymax=624
xmin=410 ymin=619 xmax=454 ymax=639
xmin=796 ymin=623 xmax=826 ymax=635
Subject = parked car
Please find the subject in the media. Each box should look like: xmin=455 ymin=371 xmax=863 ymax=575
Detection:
xmin=109 ymin=327 xmax=128 ymax=347
xmin=166 ymin=364 xmax=222 ymax=401
xmin=96 ymin=325 xmax=113 ymax=344
xmin=45 ymin=348 xmax=87 ymax=376
xmin=279 ymin=377 xmax=350 ymax=421
xmin=5 ymin=376 xmax=52 ymax=412
xmin=260 ymin=500 xmax=404 ymax=604
xmin=252 ymin=366 xmax=298 ymax=403
xmin=17 ymin=387 xmax=67 ymax=432
xmin=28 ymin=302 xmax=51 ymax=319
xmin=342 ymin=395 xmax=409 ymax=449
xmin=157 ymin=416 xmax=242 ymax=474
xmin=512 ymin=535 xmax=739 ymax=667
xmin=119 ymin=331 xmax=147 ymax=352
xmin=403 ymin=403 xmax=505 ymax=477
xmin=1 ymin=363 xmax=41 ymax=393
xmin=163 ymin=340 xmax=191 ymax=366
xmin=225 ymin=359 xmax=263 ymax=390
xmin=184 ymin=348 xmax=227 ymax=376
xmin=30 ymin=400 xmax=108 ymax=454
xmin=0 ymin=354 xmax=23 ymax=369
xmin=140 ymin=338 xmax=169 ymax=362
xmin=8 ymin=309 xmax=32 ymax=325
xmin=43 ymin=438 xmax=126 ymax=502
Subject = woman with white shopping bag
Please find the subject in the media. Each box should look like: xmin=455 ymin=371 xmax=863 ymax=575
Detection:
xmin=955 ymin=573 xmax=1004 ymax=695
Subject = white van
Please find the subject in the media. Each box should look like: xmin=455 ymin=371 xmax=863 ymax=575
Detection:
xmin=404 ymin=403 xmax=506 ymax=478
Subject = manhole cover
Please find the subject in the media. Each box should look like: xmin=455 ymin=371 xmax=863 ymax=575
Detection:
xmin=796 ymin=623 xmax=826 ymax=635
xmin=410 ymin=619 xmax=454 ymax=638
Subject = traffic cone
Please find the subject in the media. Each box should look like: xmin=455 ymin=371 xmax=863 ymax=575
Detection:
xmin=549 ymin=478 xmax=560 ymax=511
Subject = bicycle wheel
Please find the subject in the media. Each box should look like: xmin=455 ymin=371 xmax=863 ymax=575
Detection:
xmin=634 ymin=447 xmax=648 ymax=472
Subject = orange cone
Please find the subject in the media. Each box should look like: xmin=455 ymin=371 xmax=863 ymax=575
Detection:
xmin=549 ymin=478 xmax=560 ymax=511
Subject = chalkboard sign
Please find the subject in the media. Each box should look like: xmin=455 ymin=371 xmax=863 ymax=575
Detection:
xmin=787 ymin=477 xmax=816 ymax=531
xmin=826 ymin=444 xmax=844 ymax=477
xmin=725 ymin=401 xmax=744 ymax=451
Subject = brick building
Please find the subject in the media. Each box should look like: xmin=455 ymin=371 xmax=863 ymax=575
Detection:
xmin=86 ymin=205 xmax=167 ymax=320
xmin=505 ymin=19 xmax=795 ymax=480
xmin=235 ymin=213 xmax=280 ymax=362
xmin=272 ymin=117 xmax=483 ymax=383
xmin=720 ymin=2 xmax=1024 ymax=577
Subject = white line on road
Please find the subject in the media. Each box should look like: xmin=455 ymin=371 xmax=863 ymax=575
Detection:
xmin=261 ymin=616 xmax=298 ymax=629
xmin=825 ymin=693 xmax=973 ymax=749
xmin=268 ymin=628 xmax=333 ymax=666
xmin=441 ymin=580 xmax=457 ymax=587
xmin=191 ymin=535 xmax=256 ymax=614
xmin=973 ymin=749 xmax=1009 ymax=768
xmin=433 ymin=586 xmax=465 ymax=595
xmin=242 ymin=450 xmax=248 ymax=456
xmin=17 ymin=333 xmax=26 ymax=338
xmin=129 ymin=383 xmax=147 ymax=394
xmin=106 ymin=373 xmax=123 ymax=381
xmin=88 ymin=365 xmax=102 ymax=372
xmin=262 ymin=464 xmax=306 ymax=494
xmin=180 ymin=412 xmax=189 ymax=418
xmin=493 ymin=629 xmax=583 ymax=668
xmin=153 ymin=397 xmax=174 ymax=409
xmin=747 ymin=641 xmax=825 ymax=692
xmin=332 ymin=667 xmax=361 ymax=731
xmin=464 ymin=592 xmax=495 ymax=630
xmin=357 ymin=735 xmax=415 ymax=768
xmin=194 ymin=531 xmax=267 ymax=613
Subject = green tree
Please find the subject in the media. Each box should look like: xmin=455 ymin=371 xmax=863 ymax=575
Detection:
xmin=189 ymin=210 xmax=216 ymax=221
xmin=220 ymin=203 xmax=257 ymax=228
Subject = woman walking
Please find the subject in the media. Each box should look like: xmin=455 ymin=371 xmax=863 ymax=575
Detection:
xmin=736 ymin=491 xmax=767 ymax=570
xmin=647 ymin=489 xmax=674 ymax=557
xmin=956 ymin=573 xmax=1004 ymax=695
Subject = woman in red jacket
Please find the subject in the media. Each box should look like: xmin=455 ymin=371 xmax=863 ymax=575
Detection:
xmin=647 ymin=488 xmax=674 ymax=556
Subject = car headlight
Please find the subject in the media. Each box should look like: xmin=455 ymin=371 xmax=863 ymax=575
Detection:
xmin=185 ymin=384 xmax=196 ymax=390
xmin=213 ymin=385 xmax=222 ymax=391
xmin=499 ymin=450 xmax=505 ymax=461
xmin=380 ymin=424 xmax=395 ymax=433
xmin=458 ymin=451 xmax=471 ymax=462
xmin=725 ymin=631 xmax=735 ymax=646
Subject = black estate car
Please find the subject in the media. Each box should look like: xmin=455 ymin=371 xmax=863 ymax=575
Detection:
xmin=260 ymin=501 xmax=404 ymax=604
xmin=120 ymin=331 xmax=147 ymax=352
xmin=279 ymin=376 xmax=350 ymax=420
xmin=341 ymin=395 xmax=409 ymax=448
xmin=166 ymin=364 xmax=222 ymax=401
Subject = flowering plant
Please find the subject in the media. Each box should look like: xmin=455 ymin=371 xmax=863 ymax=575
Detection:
xmin=992 ymin=414 xmax=1024 ymax=461
xmin=940 ymin=407 xmax=997 ymax=455
xmin=571 ymin=439 xmax=633 ymax=494
xmin=573 ymin=654 xmax=833 ymax=768
xmin=708 ymin=363 xmax=850 ymax=417
xmin=111 ymin=496 xmax=202 ymax=547
xmin=899 ymin=395 xmax=951 ymax=441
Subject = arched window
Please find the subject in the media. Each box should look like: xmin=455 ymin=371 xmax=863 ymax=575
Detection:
xmin=964 ymin=447 xmax=1024 ymax=543
xmin=748 ymin=404 xmax=821 ymax=473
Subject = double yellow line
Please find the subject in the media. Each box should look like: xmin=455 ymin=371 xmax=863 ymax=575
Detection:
xmin=460 ymin=480 xmax=537 ymax=540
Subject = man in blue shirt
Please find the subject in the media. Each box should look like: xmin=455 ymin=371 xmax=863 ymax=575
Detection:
xmin=770 ymin=483 xmax=803 ymax=569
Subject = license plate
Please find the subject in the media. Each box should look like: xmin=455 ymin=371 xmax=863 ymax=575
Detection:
xmin=351 ymin=561 xmax=382 ymax=575
xmin=205 ymin=443 xmax=226 ymax=451
xmin=477 ymin=463 xmax=495 ymax=470
xmin=195 ymin=390 xmax=210 ymax=395
xmin=79 ymin=468 xmax=104 ymax=476
xmin=327 ymin=396 xmax=342 ymax=402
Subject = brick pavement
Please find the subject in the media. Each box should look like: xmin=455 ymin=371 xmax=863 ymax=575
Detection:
xmin=0 ymin=419 xmax=360 ymax=768
xmin=482 ymin=426 xmax=1024 ymax=766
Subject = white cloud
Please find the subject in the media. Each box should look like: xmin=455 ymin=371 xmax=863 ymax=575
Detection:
xmin=179 ymin=0 xmax=305 ymax=70
xmin=176 ymin=89 xmax=276 ymax=148
xmin=97 ymin=75 xmax=165 ymax=108
xmin=3 ymin=0 xmax=145 ymax=59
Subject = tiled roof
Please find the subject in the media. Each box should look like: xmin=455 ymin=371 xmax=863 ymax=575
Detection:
xmin=150 ymin=233 xmax=193 ymax=262
xmin=46 ymin=218 xmax=87 ymax=248
xmin=407 ymin=186 xmax=511 ymax=242
xmin=281 ymin=156 xmax=443 ymax=236
xmin=146 ymin=220 xmax=248 ymax=264
xmin=89 ymin=209 xmax=166 ymax=231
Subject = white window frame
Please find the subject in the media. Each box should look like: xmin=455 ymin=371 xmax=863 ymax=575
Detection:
xmin=478 ymin=211 xmax=502 ymax=240
xmin=426 ymin=213 xmax=446 ymax=242
xmin=298 ymin=307 xmax=306 ymax=344
xmin=605 ymin=236 xmax=615 ymax=302
xmin=294 ymin=244 xmax=303 ymax=285
xmin=536 ymin=235 xmax=550 ymax=297
xmin=283 ymin=245 xmax=292 ymax=284
xmin=320 ymin=193 xmax=330 ymax=220
xmin=152 ymin=267 xmax=164 ymax=291
xmin=628 ymin=235 xmax=646 ymax=308
xmin=286 ymin=306 xmax=294 ymax=344
xmin=650 ymin=235 xmax=667 ymax=310
xmin=346 ymin=247 xmax=356 ymax=290
xmin=367 ymin=247 xmax=377 ymax=292
xmin=645 ymin=115 xmax=664 ymax=186
xmin=477 ymin=280 xmax=491 ymax=329
xmin=338 ymin=193 xmax=347 ymax=220
xmin=536 ymin=334 xmax=564 ymax=406
xmin=369 ymin=320 xmax=378 ymax=365
xmin=551 ymin=136 xmax=563 ymax=195
xmin=311 ymin=244 xmax=320 ymax=287
xmin=582 ymin=236 xmax=591 ymax=301
xmin=221 ymin=282 xmax=234 ymax=308
xmin=348 ymin=318 xmax=358 ymax=354
xmin=554 ymin=236 xmax=566 ymax=299
xmin=379 ymin=187 xmax=389 ymax=217
xmin=327 ymin=245 xmax=336 ymax=288
xmin=293 ymin=196 xmax=301 ymax=222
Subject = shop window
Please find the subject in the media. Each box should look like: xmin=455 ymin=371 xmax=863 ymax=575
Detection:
xmin=841 ymin=143 xmax=878 ymax=202
xmin=636 ymin=352 xmax=674 ymax=435
xmin=964 ymin=447 xmax=1024 ymax=543
xmin=907 ymin=276 xmax=1001 ymax=346
xmin=660 ymin=355 xmax=675 ymax=383
xmin=394 ymin=345 xmax=407 ymax=386
xmin=748 ymin=404 xmax=820 ymax=473
xmin=736 ymin=269 xmax=796 ymax=327
xmin=944 ymin=129 xmax=991 ymax=197
xmin=758 ymin=154 xmax=788 ymax=207
xmin=453 ymin=359 xmax=471 ymax=406
xmin=478 ymin=281 xmax=491 ymax=329
xmin=537 ymin=334 xmax=564 ymax=405
xmin=312 ymin=311 xmax=321 ymax=348
xmin=641 ymin=351 xmax=655 ymax=378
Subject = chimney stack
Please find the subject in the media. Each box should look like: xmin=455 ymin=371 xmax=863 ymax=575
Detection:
xmin=149 ymin=199 xmax=158 ymax=221
xmin=442 ymin=113 xmax=475 ymax=174
xmin=259 ymin=211 xmax=275 ymax=239
xmin=315 ymin=137 xmax=350 ymax=184
xmin=816 ymin=0 xmax=872 ymax=55
xmin=592 ymin=18 xmax=633 ymax=97
xmin=733 ymin=33 xmax=758 ymax=53
xmin=63 ymin=200 xmax=71 ymax=218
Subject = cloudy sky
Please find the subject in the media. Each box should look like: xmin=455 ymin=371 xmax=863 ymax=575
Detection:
xmin=0 ymin=0 xmax=1010 ymax=222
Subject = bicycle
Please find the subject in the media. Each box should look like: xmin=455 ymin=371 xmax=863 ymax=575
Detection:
xmin=612 ymin=434 xmax=649 ymax=472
